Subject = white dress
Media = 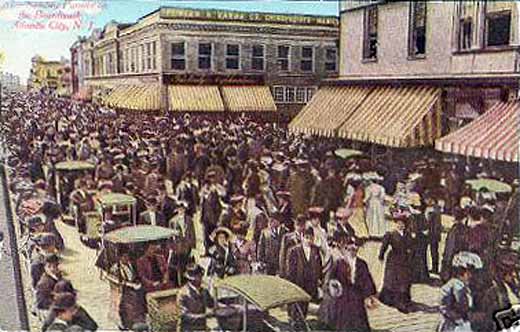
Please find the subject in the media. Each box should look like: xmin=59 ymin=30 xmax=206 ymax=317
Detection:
xmin=365 ymin=183 xmax=387 ymax=237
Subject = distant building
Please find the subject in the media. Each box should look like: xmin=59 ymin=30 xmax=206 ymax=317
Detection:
xmin=0 ymin=71 xmax=21 ymax=91
xmin=70 ymin=7 xmax=339 ymax=118
xmin=28 ymin=55 xmax=72 ymax=96
xmin=291 ymin=1 xmax=520 ymax=148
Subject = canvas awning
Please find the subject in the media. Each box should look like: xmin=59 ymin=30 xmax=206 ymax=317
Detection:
xmin=168 ymin=85 xmax=225 ymax=112
xmin=338 ymin=85 xmax=442 ymax=147
xmin=289 ymin=85 xmax=442 ymax=146
xmin=288 ymin=86 xmax=371 ymax=137
xmin=435 ymin=101 xmax=519 ymax=162
xmin=220 ymin=85 xmax=277 ymax=112
xmin=105 ymin=84 xmax=160 ymax=111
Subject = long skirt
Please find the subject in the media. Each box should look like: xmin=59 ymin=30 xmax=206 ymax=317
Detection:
xmin=348 ymin=208 xmax=369 ymax=238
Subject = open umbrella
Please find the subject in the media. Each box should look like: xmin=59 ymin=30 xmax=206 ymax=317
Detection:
xmin=334 ymin=148 xmax=363 ymax=159
xmin=465 ymin=179 xmax=512 ymax=193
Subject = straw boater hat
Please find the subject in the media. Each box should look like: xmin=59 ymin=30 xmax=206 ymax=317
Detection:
xmin=308 ymin=206 xmax=324 ymax=218
xmin=336 ymin=208 xmax=352 ymax=220
xmin=210 ymin=227 xmax=235 ymax=242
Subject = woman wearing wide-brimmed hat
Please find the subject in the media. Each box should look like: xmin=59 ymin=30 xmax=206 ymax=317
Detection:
xmin=378 ymin=213 xmax=414 ymax=313
xmin=207 ymin=227 xmax=238 ymax=279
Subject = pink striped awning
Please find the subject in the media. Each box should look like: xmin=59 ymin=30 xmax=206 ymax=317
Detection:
xmin=435 ymin=101 xmax=519 ymax=162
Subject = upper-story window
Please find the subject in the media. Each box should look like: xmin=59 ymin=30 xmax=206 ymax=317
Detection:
xmin=226 ymin=44 xmax=240 ymax=70
xmin=458 ymin=18 xmax=473 ymax=50
xmin=198 ymin=43 xmax=212 ymax=70
xmin=409 ymin=2 xmax=427 ymax=57
xmin=363 ymin=6 xmax=378 ymax=60
xmin=152 ymin=41 xmax=156 ymax=70
xmin=171 ymin=42 xmax=186 ymax=70
xmin=146 ymin=43 xmax=152 ymax=70
xmin=325 ymin=48 xmax=337 ymax=72
xmin=485 ymin=9 xmax=511 ymax=47
xmin=300 ymin=46 xmax=314 ymax=72
xmin=108 ymin=52 xmax=113 ymax=74
xmin=140 ymin=44 xmax=145 ymax=72
xmin=277 ymin=45 xmax=290 ymax=71
xmin=251 ymin=44 xmax=265 ymax=71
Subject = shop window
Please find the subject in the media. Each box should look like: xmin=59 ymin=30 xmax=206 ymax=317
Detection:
xmin=306 ymin=87 xmax=317 ymax=102
xmin=273 ymin=86 xmax=284 ymax=102
xmin=285 ymin=87 xmax=295 ymax=103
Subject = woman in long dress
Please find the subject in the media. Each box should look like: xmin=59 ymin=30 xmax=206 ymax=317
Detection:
xmin=345 ymin=180 xmax=369 ymax=239
xmin=365 ymin=178 xmax=386 ymax=238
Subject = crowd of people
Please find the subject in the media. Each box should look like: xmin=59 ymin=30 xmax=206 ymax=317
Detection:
xmin=0 ymin=90 xmax=518 ymax=332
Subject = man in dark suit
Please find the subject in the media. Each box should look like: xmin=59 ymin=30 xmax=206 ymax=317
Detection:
xmin=45 ymin=293 xmax=80 ymax=332
xmin=29 ymin=233 xmax=57 ymax=288
xmin=257 ymin=212 xmax=289 ymax=275
xmin=286 ymin=227 xmax=323 ymax=329
xmin=335 ymin=208 xmax=356 ymax=239
xmin=176 ymin=265 xmax=214 ymax=332
xmin=425 ymin=195 xmax=443 ymax=274
xmin=136 ymin=243 xmax=171 ymax=293
xmin=35 ymin=254 xmax=63 ymax=311
xmin=168 ymin=201 xmax=196 ymax=286
xmin=138 ymin=197 xmax=167 ymax=227
xmin=279 ymin=215 xmax=306 ymax=278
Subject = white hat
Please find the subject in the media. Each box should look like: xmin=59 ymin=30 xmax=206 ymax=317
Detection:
xmin=452 ymin=251 xmax=483 ymax=269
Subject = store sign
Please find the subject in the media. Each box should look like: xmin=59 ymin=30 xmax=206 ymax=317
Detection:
xmin=161 ymin=8 xmax=338 ymax=27
xmin=340 ymin=0 xmax=386 ymax=12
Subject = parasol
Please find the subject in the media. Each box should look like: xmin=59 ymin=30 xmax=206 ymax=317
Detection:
xmin=334 ymin=149 xmax=363 ymax=159
xmin=452 ymin=251 xmax=483 ymax=269
xmin=465 ymin=179 xmax=512 ymax=193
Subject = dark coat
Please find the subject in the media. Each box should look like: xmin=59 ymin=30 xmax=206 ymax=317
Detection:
xmin=111 ymin=262 xmax=146 ymax=329
xmin=319 ymin=258 xmax=376 ymax=332
xmin=409 ymin=214 xmax=430 ymax=283
xmin=426 ymin=206 xmax=443 ymax=244
xmin=311 ymin=176 xmax=343 ymax=214
xmin=440 ymin=222 xmax=467 ymax=282
xmin=207 ymin=244 xmax=238 ymax=279
xmin=44 ymin=321 xmax=68 ymax=332
xmin=177 ymin=284 xmax=214 ymax=332
xmin=257 ymin=226 xmax=288 ymax=275
xmin=278 ymin=231 xmax=303 ymax=278
xmin=136 ymin=254 xmax=170 ymax=292
xmin=138 ymin=210 xmax=167 ymax=227
xmin=35 ymin=273 xmax=61 ymax=310
xmin=480 ymin=280 xmax=516 ymax=332
xmin=42 ymin=306 xmax=98 ymax=332
xmin=286 ymin=244 xmax=322 ymax=299
xmin=378 ymin=231 xmax=414 ymax=306
xmin=30 ymin=252 xmax=46 ymax=288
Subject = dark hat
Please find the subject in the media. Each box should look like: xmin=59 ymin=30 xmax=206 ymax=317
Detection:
xmin=303 ymin=227 xmax=315 ymax=237
xmin=497 ymin=251 xmax=520 ymax=272
xmin=185 ymin=264 xmax=204 ymax=281
xmin=392 ymin=211 xmax=410 ymax=223
xmin=28 ymin=216 xmax=44 ymax=229
xmin=36 ymin=233 xmax=57 ymax=247
xmin=53 ymin=279 xmax=76 ymax=295
xmin=44 ymin=253 xmax=61 ymax=265
xmin=51 ymin=292 xmax=77 ymax=310
xmin=308 ymin=206 xmax=324 ymax=217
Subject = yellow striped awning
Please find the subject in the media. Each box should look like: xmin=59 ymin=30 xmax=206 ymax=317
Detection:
xmin=220 ymin=86 xmax=277 ymax=112
xmin=338 ymin=85 xmax=442 ymax=147
xmin=288 ymin=86 xmax=372 ymax=137
xmin=105 ymin=84 xmax=160 ymax=111
xmin=168 ymin=85 xmax=225 ymax=112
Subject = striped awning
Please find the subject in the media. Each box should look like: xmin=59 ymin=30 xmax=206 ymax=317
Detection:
xmin=288 ymin=86 xmax=371 ymax=137
xmin=338 ymin=86 xmax=442 ymax=147
xmin=435 ymin=101 xmax=519 ymax=162
xmin=168 ymin=85 xmax=225 ymax=112
xmin=105 ymin=84 xmax=160 ymax=111
xmin=220 ymin=86 xmax=277 ymax=112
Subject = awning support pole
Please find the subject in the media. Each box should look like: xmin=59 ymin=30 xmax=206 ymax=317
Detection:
xmin=242 ymin=296 xmax=248 ymax=332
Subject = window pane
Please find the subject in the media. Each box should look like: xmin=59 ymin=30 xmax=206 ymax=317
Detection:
xmin=147 ymin=43 xmax=151 ymax=56
xmin=274 ymin=87 xmax=284 ymax=102
xmin=172 ymin=43 xmax=185 ymax=56
xmin=277 ymin=59 xmax=289 ymax=71
xmin=171 ymin=59 xmax=185 ymax=70
xmin=198 ymin=57 xmax=211 ymax=69
xmin=326 ymin=48 xmax=337 ymax=60
xmin=199 ymin=43 xmax=212 ymax=55
xmin=226 ymin=58 xmax=239 ymax=70
xmin=301 ymin=60 xmax=313 ymax=72
xmin=302 ymin=47 xmax=313 ymax=58
xmin=252 ymin=45 xmax=264 ymax=57
xmin=487 ymin=12 xmax=511 ymax=46
xmin=459 ymin=19 xmax=472 ymax=50
xmin=364 ymin=6 xmax=378 ymax=59
xmin=252 ymin=58 xmax=264 ymax=70
xmin=325 ymin=62 xmax=337 ymax=72
xmin=278 ymin=46 xmax=289 ymax=58
xmin=227 ymin=44 xmax=239 ymax=56
xmin=307 ymin=88 xmax=316 ymax=102
xmin=285 ymin=87 xmax=295 ymax=102
xmin=296 ymin=88 xmax=306 ymax=103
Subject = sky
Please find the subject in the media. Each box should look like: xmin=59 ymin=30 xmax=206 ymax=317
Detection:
xmin=0 ymin=0 xmax=339 ymax=83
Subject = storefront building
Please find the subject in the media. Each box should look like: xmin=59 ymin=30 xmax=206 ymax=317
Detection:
xmin=290 ymin=1 xmax=519 ymax=160
xmin=28 ymin=56 xmax=72 ymax=96
xmin=70 ymin=7 xmax=339 ymax=118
